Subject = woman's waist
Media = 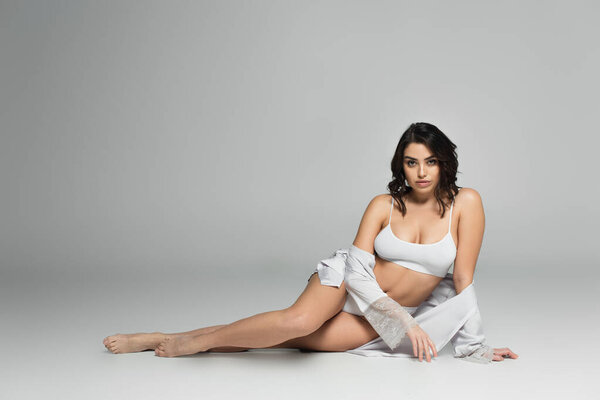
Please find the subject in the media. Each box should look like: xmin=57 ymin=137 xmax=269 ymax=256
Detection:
xmin=374 ymin=256 xmax=444 ymax=307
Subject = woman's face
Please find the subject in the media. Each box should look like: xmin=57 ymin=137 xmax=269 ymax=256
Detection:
xmin=403 ymin=143 xmax=440 ymax=194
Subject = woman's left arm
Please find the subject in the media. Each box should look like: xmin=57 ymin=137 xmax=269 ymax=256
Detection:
xmin=452 ymin=188 xmax=485 ymax=294
xmin=451 ymin=188 xmax=519 ymax=362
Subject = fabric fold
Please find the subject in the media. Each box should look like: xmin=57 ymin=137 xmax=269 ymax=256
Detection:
xmin=346 ymin=276 xmax=492 ymax=362
xmin=312 ymin=246 xmax=494 ymax=363
xmin=314 ymin=249 xmax=347 ymax=287
xmin=316 ymin=245 xmax=418 ymax=350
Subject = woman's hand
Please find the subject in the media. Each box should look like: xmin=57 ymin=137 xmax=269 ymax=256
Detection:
xmin=406 ymin=324 xmax=438 ymax=362
xmin=491 ymin=347 xmax=519 ymax=361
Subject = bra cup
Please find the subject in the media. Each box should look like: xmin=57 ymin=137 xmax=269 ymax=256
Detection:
xmin=374 ymin=228 xmax=456 ymax=277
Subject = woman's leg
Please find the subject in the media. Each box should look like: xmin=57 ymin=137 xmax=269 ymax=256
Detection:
xmin=103 ymin=332 xmax=167 ymax=354
xmin=153 ymin=273 xmax=348 ymax=357
xmin=105 ymin=272 xmax=348 ymax=356
xmin=198 ymin=312 xmax=376 ymax=354
xmin=269 ymin=311 xmax=378 ymax=352
xmin=165 ymin=325 xmax=227 ymax=337
xmin=103 ymin=323 xmax=233 ymax=354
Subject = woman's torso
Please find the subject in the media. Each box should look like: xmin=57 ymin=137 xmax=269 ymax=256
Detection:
xmin=372 ymin=193 xmax=459 ymax=307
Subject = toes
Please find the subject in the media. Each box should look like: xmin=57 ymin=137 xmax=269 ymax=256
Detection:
xmin=155 ymin=347 xmax=170 ymax=357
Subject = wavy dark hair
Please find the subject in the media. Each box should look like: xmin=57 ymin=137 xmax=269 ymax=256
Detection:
xmin=387 ymin=122 xmax=461 ymax=218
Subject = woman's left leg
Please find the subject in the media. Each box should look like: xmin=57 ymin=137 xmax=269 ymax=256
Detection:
xmin=268 ymin=311 xmax=378 ymax=352
xmin=125 ymin=312 xmax=376 ymax=354
xmin=103 ymin=325 xmax=230 ymax=354
xmin=195 ymin=311 xmax=376 ymax=353
xmin=119 ymin=314 xmax=366 ymax=355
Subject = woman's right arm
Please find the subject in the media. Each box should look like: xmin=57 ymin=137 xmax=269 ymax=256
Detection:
xmin=349 ymin=194 xmax=388 ymax=254
xmin=343 ymin=195 xmax=438 ymax=361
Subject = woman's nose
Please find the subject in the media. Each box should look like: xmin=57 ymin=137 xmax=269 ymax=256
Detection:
xmin=418 ymin=165 xmax=427 ymax=177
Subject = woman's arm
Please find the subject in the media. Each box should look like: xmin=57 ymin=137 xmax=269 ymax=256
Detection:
xmin=350 ymin=194 xmax=388 ymax=254
xmin=450 ymin=188 xmax=491 ymax=362
xmin=341 ymin=195 xmax=437 ymax=360
xmin=343 ymin=195 xmax=419 ymax=349
xmin=449 ymin=188 xmax=518 ymax=363
xmin=452 ymin=188 xmax=485 ymax=294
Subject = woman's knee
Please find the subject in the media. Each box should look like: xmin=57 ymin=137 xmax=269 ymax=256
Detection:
xmin=279 ymin=307 xmax=325 ymax=337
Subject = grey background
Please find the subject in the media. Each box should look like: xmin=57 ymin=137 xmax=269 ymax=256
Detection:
xmin=1 ymin=1 xmax=598 ymax=399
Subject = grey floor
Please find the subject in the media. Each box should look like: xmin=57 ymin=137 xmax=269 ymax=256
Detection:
xmin=3 ymin=268 xmax=598 ymax=400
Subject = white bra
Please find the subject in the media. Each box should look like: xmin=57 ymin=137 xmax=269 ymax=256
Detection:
xmin=373 ymin=193 xmax=458 ymax=277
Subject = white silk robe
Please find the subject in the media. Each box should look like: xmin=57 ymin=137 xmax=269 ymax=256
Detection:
xmin=312 ymin=245 xmax=494 ymax=363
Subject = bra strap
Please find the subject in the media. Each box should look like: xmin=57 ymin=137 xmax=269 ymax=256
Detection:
xmin=389 ymin=196 xmax=395 ymax=225
xmin=448 ymin=200 xmax=454 ymax=232
xmin=448 ymin=188 xmax=460 ymax=232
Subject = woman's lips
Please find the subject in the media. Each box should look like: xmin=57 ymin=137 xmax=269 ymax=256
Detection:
xmin=416 ymin=181 xmax=431 ymax=187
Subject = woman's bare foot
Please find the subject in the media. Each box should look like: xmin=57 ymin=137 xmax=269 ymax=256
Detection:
xmin=154 ymin=334 xmax=208 ymax=357
xmin=103 ymin=332 xmax=167 ymax=354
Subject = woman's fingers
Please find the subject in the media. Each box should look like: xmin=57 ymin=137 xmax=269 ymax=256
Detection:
xmin=419 ymin=337 xmax=430 ymax=362
xmin=411 ymin=337 xmax=418 ymax=357
xmin=425 ymin=337 xmax=432 ymax=358
xmin=409 ymin=328 xmax=437 ymax=362
xmin=493 ymin=347 xmax=519 ymax=359
xmin=418 ymin=336 xmax=435 ymax=362
xmin=428 ymin=338 xmax=438 ymax=358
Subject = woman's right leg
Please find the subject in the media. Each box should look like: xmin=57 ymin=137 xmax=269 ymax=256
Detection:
xmin=154 ymin=272 xmax=348 ymax=357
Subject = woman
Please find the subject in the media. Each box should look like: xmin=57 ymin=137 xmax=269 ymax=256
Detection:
xmin=103 ymin=122 xmax=518 ymax=363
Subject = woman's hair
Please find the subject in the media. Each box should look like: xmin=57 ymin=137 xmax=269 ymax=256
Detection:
xmin=387 ymin=122 xmax=461 ymax=218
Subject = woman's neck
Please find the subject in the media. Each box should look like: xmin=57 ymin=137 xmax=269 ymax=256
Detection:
xmin=406 ymin=191 xmax=436 ymax=206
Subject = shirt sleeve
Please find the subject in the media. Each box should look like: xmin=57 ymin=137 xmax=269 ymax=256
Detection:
xmin=343 ymin=244 xmax=418 ymax=350
xmin=450 ymin=303 xmax=495 ymax=363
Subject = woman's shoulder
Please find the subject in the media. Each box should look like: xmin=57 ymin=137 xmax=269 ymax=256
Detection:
xmin=370 ymin=193 xmax=394 ymax=205
xmin=356 ymin=194 xmax=394 ymax=234
xmin=364 ymin=193 xmax=394 ymax=217
xmin=455 ymin=187 xmax=482 ymax=203
xmin=455 ymin=187 xmax=484 ymax=212
xmin=359 ymin=193 xmax=393 ymax=214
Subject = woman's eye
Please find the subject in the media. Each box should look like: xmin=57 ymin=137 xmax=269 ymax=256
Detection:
xmin=407 ymin=161 xmax=416 ymax=166
xmin=428 ymin=160 xmax=437 ymax=165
